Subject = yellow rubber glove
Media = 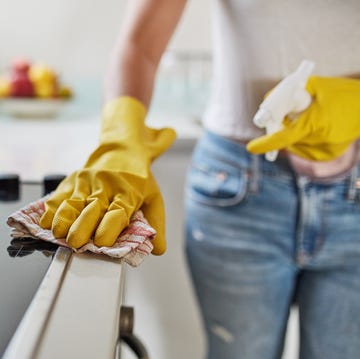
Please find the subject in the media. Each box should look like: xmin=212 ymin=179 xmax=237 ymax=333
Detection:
xmin=40 ymin=96 xmax=176 ymax=255
xmin=247 ymin=76 xmax=360 ymax=161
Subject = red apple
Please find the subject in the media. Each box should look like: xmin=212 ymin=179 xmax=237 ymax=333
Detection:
xmin=10 ymin=72 xmax=34 ymax=97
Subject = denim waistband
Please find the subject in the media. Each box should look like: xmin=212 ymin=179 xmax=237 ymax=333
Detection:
xmin=198 ymin=131 xmax=294 ymax=178
xmin=196 ymin=131 xmax=360 ymax=200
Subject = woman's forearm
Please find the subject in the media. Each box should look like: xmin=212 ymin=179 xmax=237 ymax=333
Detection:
xmin=103 ymin=0 xmax=187 ymax=107
xmin=103 ymin=40 xmax=158 ymax=107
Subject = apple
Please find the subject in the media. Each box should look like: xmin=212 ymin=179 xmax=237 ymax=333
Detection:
xmin=29 ymin=64 xmax=57 ymax=84
xmin=28 ymin=64 xmax=58 ymax=98
xmin=7 ymin=57 xmax=34 ymax=97
xmin=34 ymin=82 xmax=57 ymax=98
xmin=9 ymin=72 xmax=34 ymax=97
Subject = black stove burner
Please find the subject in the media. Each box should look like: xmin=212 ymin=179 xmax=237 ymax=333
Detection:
xmin=0 ymin=173 xmax=66 ymax=201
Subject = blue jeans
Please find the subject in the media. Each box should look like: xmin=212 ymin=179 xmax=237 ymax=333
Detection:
xmin=184 ymin=131 xmax=360 ymax=359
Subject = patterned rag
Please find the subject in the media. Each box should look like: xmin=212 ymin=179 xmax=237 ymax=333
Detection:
xmin=7 ymin=196 xmax=155 ymax=267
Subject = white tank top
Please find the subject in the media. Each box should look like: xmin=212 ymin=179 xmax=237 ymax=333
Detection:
xmin=203 ymin=0 xmax=360 ymax=141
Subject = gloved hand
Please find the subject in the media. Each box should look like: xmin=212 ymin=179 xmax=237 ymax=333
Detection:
xmin=247 ymin=76 xmax=360 ymax=161
xmin=40 ymin=96 xmax=176 ymax=255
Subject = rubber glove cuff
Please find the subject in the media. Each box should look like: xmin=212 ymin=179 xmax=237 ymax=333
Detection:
xmin=101 ymin=96 xmax=147 ymax=144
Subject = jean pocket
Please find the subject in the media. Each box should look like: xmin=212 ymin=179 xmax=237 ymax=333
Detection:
xmin=186 ymin=159 xmax=249 ymax=207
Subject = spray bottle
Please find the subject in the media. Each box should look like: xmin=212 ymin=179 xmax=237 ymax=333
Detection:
xmin=253 ymin=60 xmax=315 ymax=161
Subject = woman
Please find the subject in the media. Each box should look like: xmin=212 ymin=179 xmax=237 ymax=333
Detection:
xmin=40 ymin=1 xmax=360 ymax=358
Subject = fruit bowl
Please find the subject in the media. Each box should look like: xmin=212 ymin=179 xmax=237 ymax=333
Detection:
xmin=0 ymin=98 xmax=69 ymax=118
xmin=0 ymin=58 xmax=73 ymax=118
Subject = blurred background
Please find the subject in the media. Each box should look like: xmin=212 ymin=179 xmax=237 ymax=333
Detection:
xmin=0 ymin=0 xmax=212 ymax=121
xmin=0 ymin=1 xmax=298 ymax=358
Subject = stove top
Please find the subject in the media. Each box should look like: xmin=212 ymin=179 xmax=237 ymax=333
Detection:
xmin=0 ymin=176 xmax=64 ymax=355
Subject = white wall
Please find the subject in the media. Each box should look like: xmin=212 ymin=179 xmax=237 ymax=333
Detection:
xmin=0 ymin=0 xmax=211 ymax=78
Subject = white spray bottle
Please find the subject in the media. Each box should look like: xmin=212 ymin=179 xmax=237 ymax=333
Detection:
xmin=253 ymin=60 xmax=315 ymax=161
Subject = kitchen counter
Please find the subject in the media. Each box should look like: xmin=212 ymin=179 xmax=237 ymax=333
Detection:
xmin=0 ymin=109 xmax=202 ymax=181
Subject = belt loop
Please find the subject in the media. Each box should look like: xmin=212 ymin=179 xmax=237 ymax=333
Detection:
xmin=347 ymin=164 xmax=359 ymax=201
xmin=249 ymin=154 xmax=260 ymax=193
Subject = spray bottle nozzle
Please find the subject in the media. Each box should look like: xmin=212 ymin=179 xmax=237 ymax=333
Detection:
xmin=253 ymin=60 xmax=315 ymax=161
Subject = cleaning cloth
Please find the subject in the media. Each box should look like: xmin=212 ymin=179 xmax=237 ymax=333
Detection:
xmin=7 ymin=196 xmax=155 ymax=267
